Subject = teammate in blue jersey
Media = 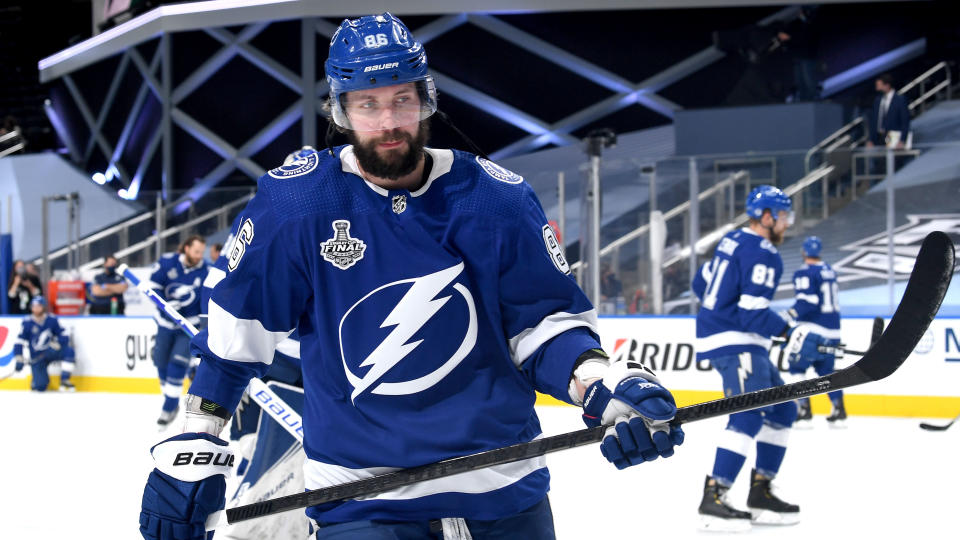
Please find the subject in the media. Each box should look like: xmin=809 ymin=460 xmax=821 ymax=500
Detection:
xmin=138 ymin=13 xmax=683 ymax=540
xmin=147 ymin=235 xmax=208 ymax=427
xmin=13 ymin=296 xmax=76 ymax=391
xmin=693 ymin=186 xmax=833 ymax=531
xmin=787 ymin=236 xmax=845 ymax=426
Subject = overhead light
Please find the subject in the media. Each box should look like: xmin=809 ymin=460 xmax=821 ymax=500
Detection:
xmin=91 ymin=172 xmax=107 ymax=184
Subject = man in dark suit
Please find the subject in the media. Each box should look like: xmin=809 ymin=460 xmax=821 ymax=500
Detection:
xmin=868 ymin=73 xmax=911 ymax=148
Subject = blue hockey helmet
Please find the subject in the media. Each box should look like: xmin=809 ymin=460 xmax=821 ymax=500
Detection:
xmin=325 ymin=13 xmax=438 ymax=131
xmin=803 ymin=236 xmax=823 ymax=258
xmin=745 ymin=185 xmax=794 ymax=225
xmin=30 ymin=295 xmax=46 ymax=308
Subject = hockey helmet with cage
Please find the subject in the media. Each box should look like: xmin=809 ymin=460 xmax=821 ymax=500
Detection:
xmin=324 ymin=13 xmax=438 ymax=131
xmin=802 ymin=236 xmax=823 ymax=258
xmin=745 ymin=185 xmax=794 ymax=225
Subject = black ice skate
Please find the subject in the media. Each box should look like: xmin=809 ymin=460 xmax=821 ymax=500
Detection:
xmin=826 ymin=400 xmax=847 ymax=428
xmin=157 ymin=407 xmax=179 ymax=428
xmin=746 ymin=469 xmax=800 ymax=525
xmin=59 ymin=380 xmax=76 ymax=392
xmin=698 ymin=476 xmax=751 ymax=532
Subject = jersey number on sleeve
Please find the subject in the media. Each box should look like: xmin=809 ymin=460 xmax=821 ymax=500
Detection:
xmin=227 ymin=218 xmax=254 ymax=272
xmin=820 ymin=281 xmax=840 ymax=313
xmin=702 ymin=257 xmax=730 ymax=310
xmin=794 ymin=276 xmax=811 ymax=290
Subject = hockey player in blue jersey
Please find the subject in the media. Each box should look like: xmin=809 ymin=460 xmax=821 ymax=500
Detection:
xmin=693 ymin=186 xmax=834 ymax=531
xmin=13 ymin=296 xmax=76 ymax=391
xmin=788 ymin=236 xmax=845 ymax=426
xmin=138 ymin=13 xmax=684 ymax=540
xmin=147 ymin=235 xmax=208 ymax=427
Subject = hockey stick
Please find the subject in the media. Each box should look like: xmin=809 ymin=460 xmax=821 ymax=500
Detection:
xmin=919 ymin=414 xmax=960 ymax=431
xmin=772 ymin=316 xmax=884 ymax=357
xmin=117 ymin=264 xmax=305 ymax=442
xmin=221 ymin=231 xmax=954 ymax=527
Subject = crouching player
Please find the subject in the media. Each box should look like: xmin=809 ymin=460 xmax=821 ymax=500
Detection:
xmin=693 ymin=186 xmax=833 ymax=531
xmin=13 ymin=296 xmax=77 ymax=391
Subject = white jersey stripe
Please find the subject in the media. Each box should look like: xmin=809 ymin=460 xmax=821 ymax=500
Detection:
xmin=275 ymin=337 xmax=301 ymax=359
xmin=696 ymin=330 xmax=772 ymax=353
xmin=508 ymin=310 xmax=598 ymax=367
xmin=203 ymin=266 xmax=226 ymax=289
xmin=795 ymin=321 xmax=842 ymax=339
xmin=795 ymin=293 xmax=819 ymax=304
xmin=206 ymin=299 xmax=289 ymax=365
xmin=737 ymin=294 xmax=771 ymax=310
xmin=304 ymin=449 xmax=546 ymax=501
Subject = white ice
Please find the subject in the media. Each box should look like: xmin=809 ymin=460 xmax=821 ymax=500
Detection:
xmin=1 ymin=391 xmax=955 ymax=539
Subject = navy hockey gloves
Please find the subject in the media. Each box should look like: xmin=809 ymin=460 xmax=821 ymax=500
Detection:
xmin=582 ymin=362 xmax=684 ymax=469
xmin=140 ymin=433 xmax=233 ymax=540
xmin=784 ymin=325 xmax=834 ymax=374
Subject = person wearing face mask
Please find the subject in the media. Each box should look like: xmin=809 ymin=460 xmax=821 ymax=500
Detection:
xmin=8 ymin=260 xmax=41 ymax=315
xmin=89 ymin=255 xmax=128 ymax=315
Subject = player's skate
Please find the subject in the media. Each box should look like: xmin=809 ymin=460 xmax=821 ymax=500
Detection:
xmin=826 ymin=400 xmax=847 ymax=428
xmin=698 ymin=476 xmax=751 ymax=532
xmin=157 ymin=407 xmax=179 ymax=428
xmin=794 ymin=400 xmax=812 ymax=428
xmin=59 ymin=380 xmax=76 ymax=392
xmin=746 ymin=469 xmax=800 ymax=525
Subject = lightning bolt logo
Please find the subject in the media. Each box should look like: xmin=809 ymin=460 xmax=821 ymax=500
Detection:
xmin=736 ymin=352 xmax=753 ymax=394
xmin=339 ymin=262 xmax=477 ymax=403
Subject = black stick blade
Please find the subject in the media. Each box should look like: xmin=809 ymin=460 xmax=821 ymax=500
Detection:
xmin=853 ymin=231 xmax=953 ymax=382
xmin=919 ymin=421 xmax=954 ymax=431
xmin=871 ymin=316 xmax=884 ymax=346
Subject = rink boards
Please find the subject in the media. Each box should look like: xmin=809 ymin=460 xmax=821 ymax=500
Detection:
xmin=1 ymin=315 xmax=958 ymax=417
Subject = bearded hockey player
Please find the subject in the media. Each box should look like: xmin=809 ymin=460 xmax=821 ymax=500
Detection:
xmin=138 ymin=13 xmax=683 ymax=540
xmin=692 ymin=186 xmax=832 ymax=531
xmin=788 ymin=236 xmax=845 ymax=426
xmin=147 ymin=235 xmax=209 ymax=427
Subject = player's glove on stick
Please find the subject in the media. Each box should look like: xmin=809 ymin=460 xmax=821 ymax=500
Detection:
xmin=582 ymin=361 xmax=684 ymax=469
xmin=783 ymin=325 xmax=833 ymax=374
xmin=140 ymin=433 xmax=233 ymax=540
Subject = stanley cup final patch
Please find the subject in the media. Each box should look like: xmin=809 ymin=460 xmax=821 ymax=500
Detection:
xmin=321 ymin=220 xmax=366 ymax=270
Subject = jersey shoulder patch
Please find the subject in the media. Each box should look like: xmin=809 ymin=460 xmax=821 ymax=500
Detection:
xmin=475 ymin=156 xmax=523 ymax=184
xmin=267 ymin=149 xmax=320 ymax=179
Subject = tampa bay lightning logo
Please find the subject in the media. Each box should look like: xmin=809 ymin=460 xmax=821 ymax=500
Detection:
xmin=476 ymin=156 xmax=523 ymax=184
xmin=268 ymin=151 xmax=319 ymax=179
xmin=165 ymin=282 xmax=198 ymax=307
xmin=338 ymin=263 xmax=477 ymax=403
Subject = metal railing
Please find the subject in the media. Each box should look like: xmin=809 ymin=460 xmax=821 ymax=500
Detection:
xmin=76 ymin=192 xmax=254 ymax=272
xmin=0 ymin=129 xmax=25 ymax=158
xmin=804 ymin=116 xmax=865 ymax=175
xmin=32 ymin=188 xmax=254 ymax=274
xmin=901 ymin=61 xmax=952 ymax=114
xmin=660 ymin=164 xmax=835 ymax=269
xmin=570 ymin=170 xmax=749 ymax=273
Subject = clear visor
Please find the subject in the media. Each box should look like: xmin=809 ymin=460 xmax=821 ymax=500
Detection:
xmin=777 ymin=210 xmax=796 ymax=226
xmin=330 ymin=77 xmax=438 ymax=132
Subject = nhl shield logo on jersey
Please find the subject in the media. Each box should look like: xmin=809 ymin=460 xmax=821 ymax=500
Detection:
xmin=267 ymin=151 xmax=319 ymax=179
xmin=476 ymin=156 xmax=523 ymax=184
xmin=321 ymin=220 xmax=366 ymax=270
xmin=392 ymin=195 xmax=407 ymax=214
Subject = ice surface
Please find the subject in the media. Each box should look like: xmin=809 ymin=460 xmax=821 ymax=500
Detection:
xmin=1 ymin=391 xmax=955 ymax=539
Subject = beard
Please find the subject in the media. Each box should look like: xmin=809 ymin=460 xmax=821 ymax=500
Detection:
xmin=347 ymin=121 xmax=429 ymax=180
xmin=769 ymin=227 xmax=784 ymax=245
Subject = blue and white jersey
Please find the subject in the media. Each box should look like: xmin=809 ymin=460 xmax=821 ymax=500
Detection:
xmin=692 ymin=228 xmax=789 ymax=360
xmin=201 ymin=227 xmax=302 ymax=384
xmin=791 ymin=262 xmax=841 ymax=339
xmin=190 ymin=146 xmax=599 ymax=523
xmin=13 ymin=314 xmax=66 ymax=358
xmin=147 ymin=253 xmax=208 ymax=330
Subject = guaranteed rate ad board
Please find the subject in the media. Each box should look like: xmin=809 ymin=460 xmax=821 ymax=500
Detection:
xmin=1 ymin=315 xmax=959 ymax=416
